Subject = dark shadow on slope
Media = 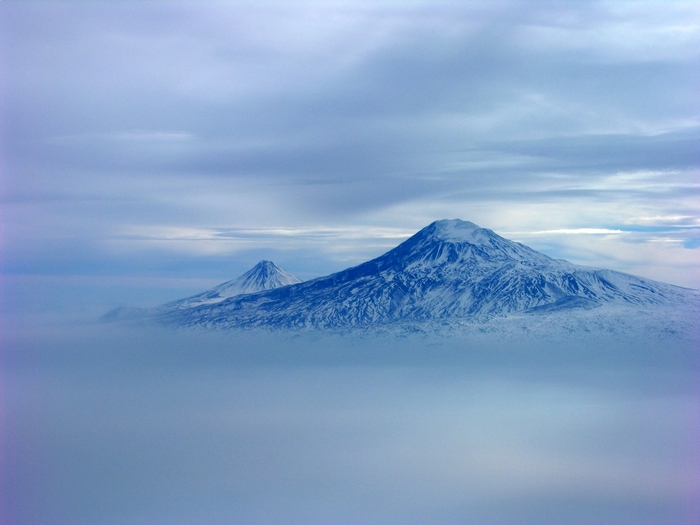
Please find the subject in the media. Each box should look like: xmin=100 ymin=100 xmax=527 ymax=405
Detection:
xmin=525 ymin=296 xmax=600 ymax=314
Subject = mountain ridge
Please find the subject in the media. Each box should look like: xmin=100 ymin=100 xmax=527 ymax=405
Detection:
xmin=152 ymin=219 xmax=696 ymax=331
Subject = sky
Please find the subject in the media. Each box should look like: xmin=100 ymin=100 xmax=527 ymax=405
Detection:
xmin=2 ymin=5 xmax=699 ymax=523
xmin=1 ymin=0 xmax=699 ymax=319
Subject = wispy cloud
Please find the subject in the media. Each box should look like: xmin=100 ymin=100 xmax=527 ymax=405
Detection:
xmin=107 ymin=225 xmax=415 ymax=260
xmin=507 ymin=228 xmax=624 ymax=235
xmin=3 ymin=0 xmax=700 ymax=306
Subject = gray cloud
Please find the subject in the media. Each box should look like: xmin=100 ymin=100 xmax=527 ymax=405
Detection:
xmin=2 ymin=0 xmax=699 ymax=313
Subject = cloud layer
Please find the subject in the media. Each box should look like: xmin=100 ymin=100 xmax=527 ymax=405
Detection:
xmin=3 ymin=326 xmax=699 ymax=525
xmin=2 ymin=0 xmax=699 ymax=315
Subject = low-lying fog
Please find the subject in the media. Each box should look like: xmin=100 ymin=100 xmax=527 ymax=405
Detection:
xmin=2 ymin=324 xmax=698 ymax=525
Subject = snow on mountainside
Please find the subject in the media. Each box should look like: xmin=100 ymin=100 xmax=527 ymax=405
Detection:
xmin=165 ymin=260 xmax=301 ymax=309
xmin=153 ymin=219 xmax=698 ymax=332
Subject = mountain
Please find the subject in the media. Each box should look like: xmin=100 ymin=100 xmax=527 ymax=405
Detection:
xmin=154 ymin=219 xmax=697 ymax=331
xmin=101 ymin=260 xmax=300 ymax=322
xmin=165 ymin=260 xmax=302 ymax=309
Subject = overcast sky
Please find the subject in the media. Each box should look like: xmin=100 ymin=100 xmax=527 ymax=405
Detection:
xmin=2 ymin=0 xmax=699 ymax=315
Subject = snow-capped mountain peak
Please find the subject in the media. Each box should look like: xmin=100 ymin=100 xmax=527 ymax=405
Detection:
xmin=389 ymin=219 xmax=554 ymax=268
xmin=225 ymin=260 xmax=301 ymax=295
xmin=110 ymin=219 xmax=697 ymax=332
xmin=428 ymin=219 xmax=485 ymax=243
xmin=165 ymin=260 xmax=301 ymax=309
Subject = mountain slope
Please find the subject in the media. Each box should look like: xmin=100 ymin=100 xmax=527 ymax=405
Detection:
xmin=156 ymin=220 xmax=696 ymax=330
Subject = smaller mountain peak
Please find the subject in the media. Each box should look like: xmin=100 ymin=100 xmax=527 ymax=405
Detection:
xmin=253 ymin=260 xmax=277 ymax=270
xmin=429 ymin=219 xmax=488 ymax=243
xmin=163 ymin=260 xmax=301 ymax=310
xmin=245 ymin=260 xmax=298 ymax=283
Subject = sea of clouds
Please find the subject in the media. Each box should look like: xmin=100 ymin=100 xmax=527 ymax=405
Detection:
xmin=2 ymin=322 xmax=698 ymax=525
